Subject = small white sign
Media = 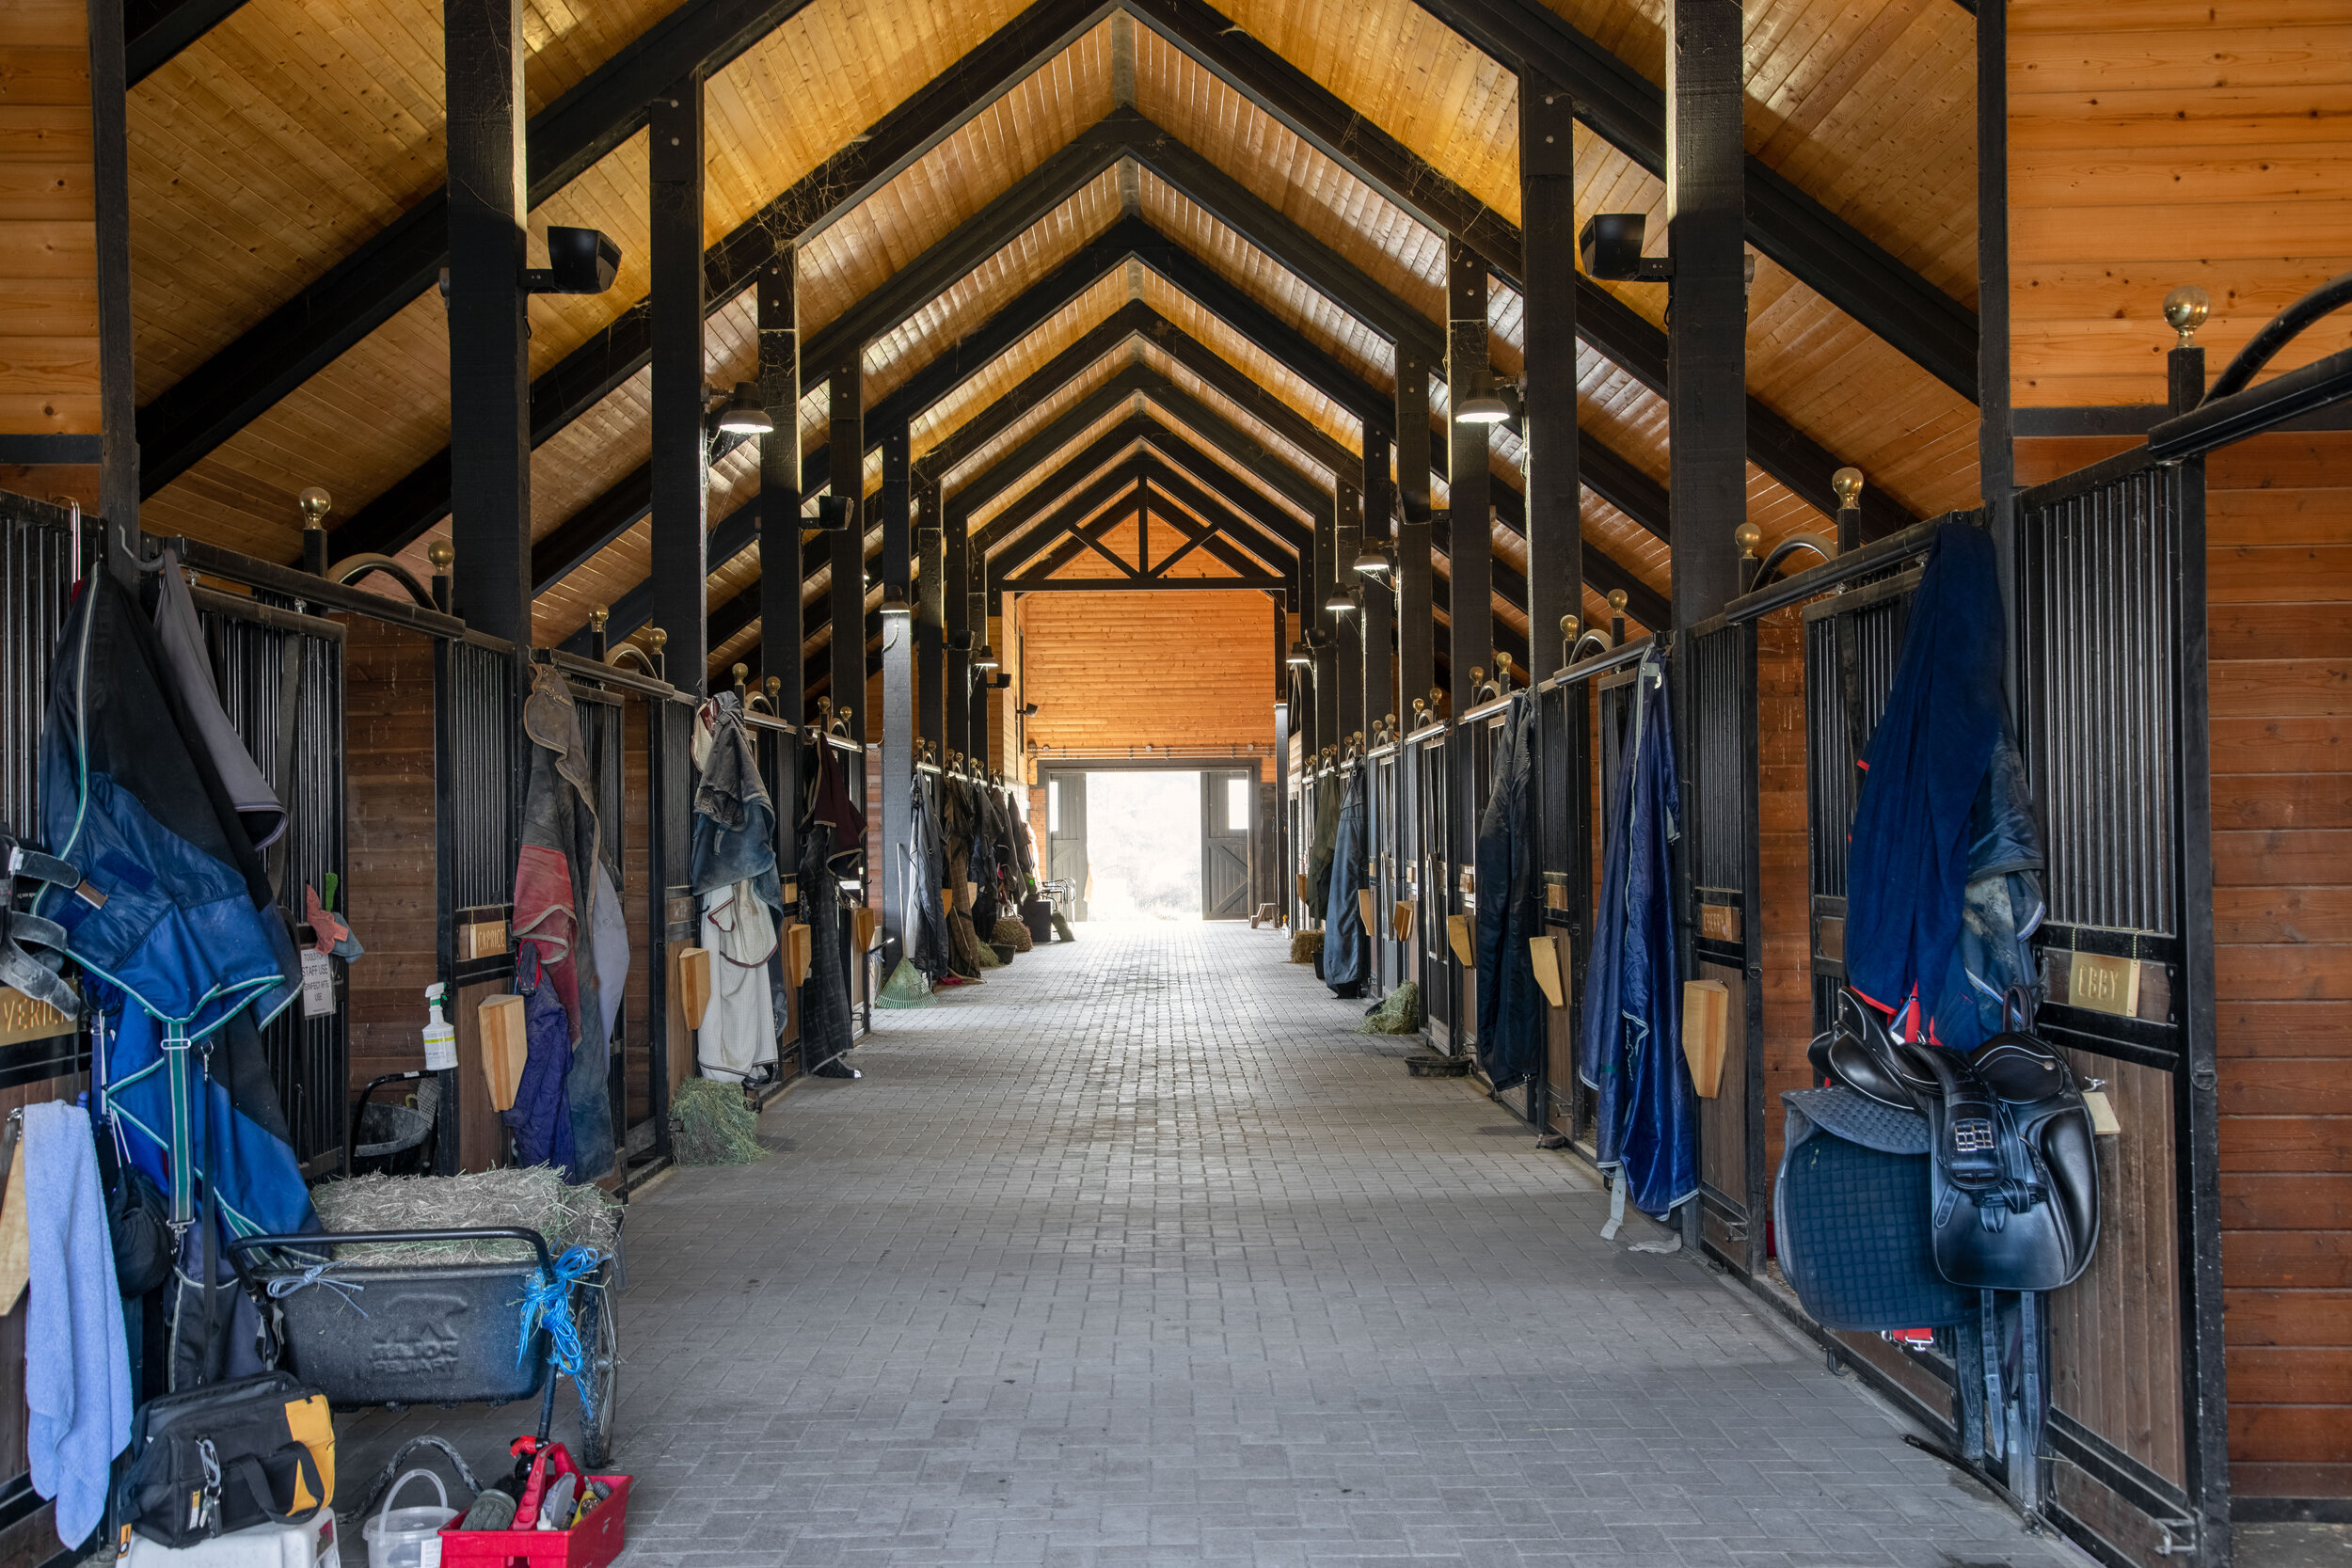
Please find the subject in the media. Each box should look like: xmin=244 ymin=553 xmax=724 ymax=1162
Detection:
xmin=418 ymin=1540 xmax=442 ymax=1568
xmin=299 ymin=950 xmax=334 ymax=1018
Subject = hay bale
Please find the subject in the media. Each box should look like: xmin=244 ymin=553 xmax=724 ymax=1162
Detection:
xmin=876 ymin=957 xmax=938 ymax=1008
xmin=1289 ymin=927 xmax=1323 ymax=965
xmin=314 ymin=1167 xmax=622 ymax=1265
xmin=671 ymin=1076 xmax=767 ymax=1165
xmin=1359 ymin=979 xmax=1422 ymax=1035
xmin=992 ymin=916 xmax=1033 ymax=954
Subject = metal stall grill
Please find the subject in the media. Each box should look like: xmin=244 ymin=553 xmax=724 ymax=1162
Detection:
xmin=1406 ymin=730 xmax=1450 ymax=1050
xmin=571 ymin=690 xmax=628 ymax=1155
xmin=441 ymin=638 xmax=517 ymax=938
xmin=1534 ymin=677 xmax=1589 ymax=1141
xmin=203 ymin=607 xmax=349 ymax=1169
xmin=2013 ymin=454 xmax=2223 ymax=1567
xmin=1680 ymin=621 xmax=1762 ymax=1273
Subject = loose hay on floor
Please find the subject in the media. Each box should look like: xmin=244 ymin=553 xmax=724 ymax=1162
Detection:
xmin=1359 ymin=979 xmax=1422 ymax=1034
xmin=313 ymin=1166 xmax=621 ymax=1264
xmin=671 ymin=1075 xmax=767 ymax=1164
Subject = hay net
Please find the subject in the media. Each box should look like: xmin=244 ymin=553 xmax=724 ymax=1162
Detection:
xmin=1359 ymin=980 xmax=1422 ymax=1035
xmin=672 ymin=1075 xmax=767 ymax=1165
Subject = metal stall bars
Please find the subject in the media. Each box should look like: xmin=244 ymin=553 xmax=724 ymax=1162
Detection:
xmin=1365 ymin=733 xmax=1400 ymax=995
xmin=534 ymin=644 xmax=696 ymax=1190
xmin=823 ymin=724 xmax=873 ymax=1036
xmin=1451 ymin=686 xmax=1512 ymax=1095
xmin=1402 ymin=717 xmax=1450 ymax=1050
xmin=438 ymin=630 xmax=518 ymax=1173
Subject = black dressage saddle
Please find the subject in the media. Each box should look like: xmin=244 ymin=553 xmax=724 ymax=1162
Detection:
xmin=1810 ymin=990 xmax=2099 ymax=1292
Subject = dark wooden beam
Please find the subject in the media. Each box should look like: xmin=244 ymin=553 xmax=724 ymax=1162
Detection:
xmin=1445 ymin=240 xmax=1492 ymax=710
xmin=917 ymin=473 xmax=946 ymax=752
xmin=650 ymin=76 xmax=709 ymax=690
xmin=1411 ymin=0 xmax=1977 ymax=400
xmin=443 ymin=0 xmax=531 ymax=651
xmin=980 ymin=462 xmax=1145 ymax=579
xmin=1395 ymin=348 xmax=1434 ymax=720
xmin=92 ymin=0 xmax=138 ymax=574
xmin=1008 ymin=575 xmax=1287 ymax=593
xmin=830 ymin=355 xmax=866 ymax=741
xmin=1520 ymin=70 xmax=1578 ymax=680
xmin=1665 ymin=0 xmax=1746 ymax=628
xmin=126 ymin=0 xmax=248 ymax=84
xmin=879 ymin=415 xmax=914 ymax=950
xmin=756 ymin=248 xmax=803 ymax=847
xmin=1360 ymin=423 xmax=1395 ymax=728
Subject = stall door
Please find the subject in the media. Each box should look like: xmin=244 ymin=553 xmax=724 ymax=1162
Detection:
xmin=1201 ymin=769 xmax=1252 ymax=919
xmin=1045 ymin=769 xmax=1089 ymax=921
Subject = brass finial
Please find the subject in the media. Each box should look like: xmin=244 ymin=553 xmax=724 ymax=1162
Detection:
xmin=427 ymin=538 xmax=455 ymax=569
xmin=1561 ymin=614 xmax=1580 ymax=640
xmin=1832 ymin=467 xmax=1865 ymax=508
xmin=838 ymin=706 xmax=852 ymax=724
xmin=1429 ymin=687 xmax=1444 ymax=708
xmin=297 ymin=486 xmax=332 ymax=529
xmin=764 ymin=675 xmax=781 ymax=701
xmin=2164 ymin=286 xmax=2211 ymax=347
xmin=1734 ymin=522 xmax=1763 ymax=558
xmin=1470 ymin=665 xmax=1486 ymax=684
xmin=1385 ymin=712 xmax=1397 ymax=730
xmin=589 ymin=606 xmax=608 ymax=630
xmin=731 ymin=662 xmax=749 ymax=689
xmin=648 ymin=627 xmax=669 ymax=653
xmin=1606 ymin=589 xmax=1629 ymax=612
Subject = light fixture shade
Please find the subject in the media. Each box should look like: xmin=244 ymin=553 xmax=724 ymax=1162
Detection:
xmin=1325 ymin=587 xmax=1357 ymax=613
xmin=716 ymin=381 xmax=774 ymax=436
xmin=1352 ymin=546 xmax=1391 ymax=576
xmin=1285 ymin=639 xmax=1312 ymax=667
xmin=972 ymin=643 xmax=1000 ymax=670
xmin=879 ymin=584 xmax=914 ymax=617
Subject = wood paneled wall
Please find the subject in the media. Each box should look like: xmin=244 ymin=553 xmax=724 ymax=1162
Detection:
xmin=0 ymin=0 xmax=101 ymax=508
xmin=2021 ymin=430 xmax=2352 ymax=1503
xmin=342 ymin=616 xmax=439 ymax=1089
xmin=1012 ymin=589 xmax=1275 ymax=758
xmin=2010 ymin=5 xmax=2352 ymax=406
xmin=1756 ymin=611 xmax=1811 ymax=1180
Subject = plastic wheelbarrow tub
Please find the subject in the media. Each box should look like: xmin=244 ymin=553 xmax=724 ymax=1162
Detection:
xmin=437 ymin=1476 xmax=632 ymax=1568
xmin=228 ymin=1227 xmax=559 ymax=1407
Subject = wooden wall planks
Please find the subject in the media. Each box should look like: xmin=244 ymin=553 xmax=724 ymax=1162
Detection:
xmin=1014 ymin=588 xmax=1274 ymax=755
xmin=0 ymin=0 xmax=102 ymax=498
xmin=340 ymin=615 xmax=441 ymax=1092
xmin=2009 ymin=6 xmax=2352 ymax=406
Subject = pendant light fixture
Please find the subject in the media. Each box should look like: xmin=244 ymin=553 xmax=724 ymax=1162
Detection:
xmin=715 ymin=381 xmax=773 ymax=436
xmin=1285 ymin=638 xmax=1312 ymax=667
xmin=972 ymin=643 xmax=1001 ymax=671
xmin=1453 ymin=368 xmax=1511 ymax=425
xmin=1351 ymin=544 xmax=1391 ymax=576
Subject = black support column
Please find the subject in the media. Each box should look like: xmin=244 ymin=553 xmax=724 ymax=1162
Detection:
xmin=917 ymin=477 xmax=946 ymax=762
xmin=1445 ymin=241 xmax=1492 ymax=712
xmin=1361 ymin=426 xmax=1395 ymax=735
xmin=650 ymin=77 xmax=708 ymax=689
xmin=756 ymin=251 xmax=802 ymax=879
xmin=1334 ymin=483 xmax=1363 ymax=747
xmin=1395 ymin=352 xmax=1435 ymax=725
xmin=878 ymin=421 xmax=913 ymax=961
xmin=444 ymin=0 xmax=531 ymax=649
xmin=965 ymin=536 xmax=989 ymax=766
xmin=1311 ymin=493 xmax=1337 ymax=757
xmin=1666 ymin=0 xmax=1746 ymax=627
xmin=828 ymin=359 xmax=866 ymax=740
xmin=1521 ymin=71 xmax=1581 ymax=680
xmin=945 ymin=503 xmax=971 ymax=762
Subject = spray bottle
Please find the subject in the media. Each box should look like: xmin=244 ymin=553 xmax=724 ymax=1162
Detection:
xmin=422 ymin=983 xmax=458 ymax=1072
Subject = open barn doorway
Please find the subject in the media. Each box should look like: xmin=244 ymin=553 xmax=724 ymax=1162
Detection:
xmin=1042 ymin=765 xmax=1262 ymax=922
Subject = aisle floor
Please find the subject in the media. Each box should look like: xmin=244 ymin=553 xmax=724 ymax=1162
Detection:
xmin=342 ymin=921 xmax=2083 ymax=1568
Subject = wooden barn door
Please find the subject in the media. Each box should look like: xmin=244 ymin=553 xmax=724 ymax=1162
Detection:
xmin=1201 ymin=768 xmax=1252 ymax=919
xmin=1045 ymin=769 xmax=1088 ymax=921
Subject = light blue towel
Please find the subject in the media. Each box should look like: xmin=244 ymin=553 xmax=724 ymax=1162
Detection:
xmin=24 ymin=1101 xmax=133 ymax=1545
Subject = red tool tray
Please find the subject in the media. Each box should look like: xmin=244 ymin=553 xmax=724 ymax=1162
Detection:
xmin=436 ymin=1475 xmax=632 ymax=1568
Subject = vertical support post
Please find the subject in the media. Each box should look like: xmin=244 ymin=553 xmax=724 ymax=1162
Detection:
xmin=87 ymin=0 xmax=138 ymax=578
xmin=1978 ymin=0 xmax=2017 ymax=702
xmin=1334 ymin=483 xmax=1363 ymax=747
xmin=1272 ymin=685 xmax=1290 ymax=924
xmin=878 ymin=422 xmax=913 ymax=963
xmin=1361 ymin=429 xmax=1395 ymax=738
xmin=1446 ymin=241 xmax=1492 ymax=712
xmin=917 ymin=477 xmax=945 ymax=762
xmin=1521 ymin=71 xmax=1581 ymax=683
xmin=1312 ymin=492 xmax=1337 ymax=756
xmin=945 ymin=500 xmax=971 ymax=761
xmin=1665 ymin=0 xmax=1746 ymax=629
xmin=649 ymin=77 xmax=708 ymax=691
xmin=829 ymin=360 xmax=865 ymax=743
xmin=444 ymin=0 xmax=531 ymax=650
xmin=756 ymin=251 xmax=802 ymax=891
xmin=1396 ymin=352 xmax=1434 ymax=722
xmin=966 ymin=532 xmax=989 ymax=765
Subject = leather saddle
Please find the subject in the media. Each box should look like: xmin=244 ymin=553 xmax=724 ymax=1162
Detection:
xmin=1810 ymin=990 xmax=2100 ymax=1292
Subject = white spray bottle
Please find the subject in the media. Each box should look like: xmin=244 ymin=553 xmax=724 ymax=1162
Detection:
xmin=421 ymin=982 xmax=458 ymax=1072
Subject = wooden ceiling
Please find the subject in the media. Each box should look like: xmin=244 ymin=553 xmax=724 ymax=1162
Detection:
xmin=126 ymin=0 xmax=2002 ymax=688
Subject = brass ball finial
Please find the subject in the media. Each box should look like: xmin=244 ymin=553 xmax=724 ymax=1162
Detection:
xmin=1560 ymin=613 xmax=1580 ymax=640
xmin=1832 ymin=467 xmax=1865 ymax=508
xmin=1470 ymin=665 xmax=1486 ymax=684
xmin=1733 ymin=522 xmax=1764 ymax=558
xmin=589 ymin=606 xmax=608 ymax=630
xmin=426 ymin=538 xmax=455 ymax=570
xmin=2163 ymin=286 xmax=2211 ymax=347
xmin=648 ymin=627 xmax=669 ymax=653
xmin=764 ymin=675 xmax=781 ymax=700
xmin=1607 ymin=589 xmax=1629 ymax=612
xmin=297 ymin=486 xmax=333 ymax=529
xmin=731 ymin=662 xmax=750 ymax=688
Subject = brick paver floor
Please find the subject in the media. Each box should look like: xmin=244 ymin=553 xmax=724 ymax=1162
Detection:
xmin=340 ymin=919 xmax=2083 ymax=1568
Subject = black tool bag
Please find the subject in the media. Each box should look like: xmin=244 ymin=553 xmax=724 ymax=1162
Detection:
xmin=112 ymin=1370 xmax=329 ymax=1548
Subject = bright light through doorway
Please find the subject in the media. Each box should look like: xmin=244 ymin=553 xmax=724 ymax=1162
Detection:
xmin=1084 ymin=771 xmax=1200 ymax=921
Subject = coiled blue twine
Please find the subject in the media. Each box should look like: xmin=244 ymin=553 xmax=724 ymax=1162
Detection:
xmin=517 ymin=1245 xmax=606 ymax=1427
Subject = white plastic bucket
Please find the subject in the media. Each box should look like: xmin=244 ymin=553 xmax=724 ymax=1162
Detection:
xmin=364 ymin=1469 xmax=457 ymax=1568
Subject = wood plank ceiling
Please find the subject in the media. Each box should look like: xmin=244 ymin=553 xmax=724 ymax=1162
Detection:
xmin=126 ymin=0 xmax=1988 ymax=690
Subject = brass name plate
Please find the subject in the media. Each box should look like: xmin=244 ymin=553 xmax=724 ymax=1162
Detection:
xmin=0 ymin=986 xmax=74 ymax=1049
xmin=458 ymin=919 xmax=509 ymax=960
xmin=1815 ymin=916 xmax=1846 ymax=964
xmin=1545 ymin=883 xmax=1568 ymax=911
xmin=667 ymin=895 xmax=696 ymax=928
xmin=1699 ymin=903 xmax=1741 ymax=942
xmin=2068 ymin=951 xmax=2142 ymax=1018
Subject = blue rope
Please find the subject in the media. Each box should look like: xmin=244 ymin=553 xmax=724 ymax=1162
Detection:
xmin=266 ymin=1263 xmax=368 ymax=1316
xmin=516 ymin=1245 xmax=606 ymax=1428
